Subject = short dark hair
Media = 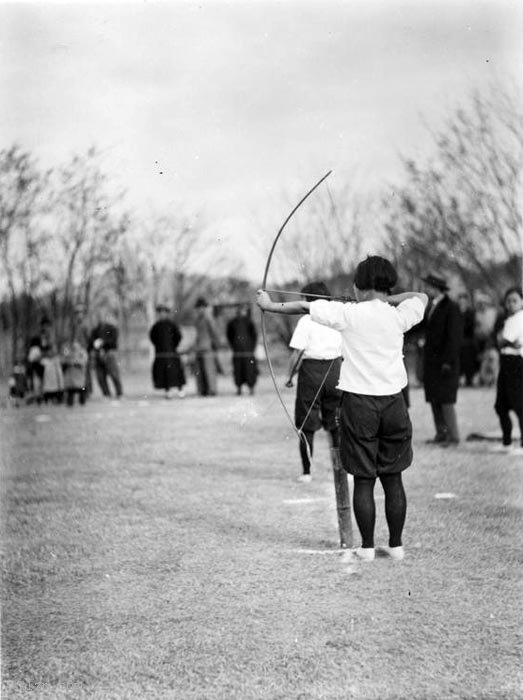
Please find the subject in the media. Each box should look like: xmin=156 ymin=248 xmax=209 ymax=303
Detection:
xmin=504 ymin=286 xmax=523 ymax=302
xmin=195 ymin=297 xmax=208 ymax=308
xmin=300 ymin=281 xmax=331 ymax=302
xmin=354 ymin=256 xmax=397 ymax=293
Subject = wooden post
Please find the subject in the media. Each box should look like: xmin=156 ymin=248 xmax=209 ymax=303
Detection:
xmin=330 ymin=447 xmax=353 ymax=549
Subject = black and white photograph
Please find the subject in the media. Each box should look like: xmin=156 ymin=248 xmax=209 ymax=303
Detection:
xmin=1 ymin=1 xmax=522 ymax=698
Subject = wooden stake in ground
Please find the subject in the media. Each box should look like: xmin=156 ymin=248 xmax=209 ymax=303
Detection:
xmin=330 ymin=447 xmax=353 ymax=548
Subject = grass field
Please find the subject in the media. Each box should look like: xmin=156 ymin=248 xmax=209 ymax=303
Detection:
xmin=1 ymin=368 xmax=522 ymax=699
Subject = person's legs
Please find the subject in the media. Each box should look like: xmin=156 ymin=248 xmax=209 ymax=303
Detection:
xmin=379 ymin=473 xmax=407 ymax=547
xmin=105 ymin=351 xmax=123 ymax=397
xmin=204 ymin=354 xmax=217 ymax=395
xmin=430 ymin=402 xmax=447 ymax=441
xmin=95 ymin=359 xmax=111 ymax=396
xmin=294 ymin=361 xmax=323 ymax=477
xmin=441 ymin=403 xmax=459 ymax=443
xmin=66 ymin=389 xmax=74 ymax=407
xmin=298 ymin=430 xmax=314 ymax=475
xmin=195 ymin=354 xmax=207 ymax=395
xmin=495 ymin=402 xmax=513 ymax=446
xmin=232 ymin=356 xmax=242 ymax=393
xmin=494 ymin=366 xmax=512 ymax=446
xmin=352 ymin=476 xmax=376 ymax=548
xmin=246 ymin=356 xmax=258 ymax=392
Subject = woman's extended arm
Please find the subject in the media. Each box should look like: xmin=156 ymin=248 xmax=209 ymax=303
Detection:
xmin=256 ymin=290 xmax=310 ymax=315
xmin=388 ymin=291 xmax=429 ymax=307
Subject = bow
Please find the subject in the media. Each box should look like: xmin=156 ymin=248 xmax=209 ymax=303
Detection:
xmin=260 ymin=171 xmax=332 ymax=456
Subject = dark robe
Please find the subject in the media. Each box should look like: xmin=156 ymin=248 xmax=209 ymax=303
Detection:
xmin=423 ymin=295 xmax=464 ymax=404
xmin=149 ymin=319 xmax=185 ymax=390
xmin=226 ymin=315 xmax=258 ymax=389
xmin=459 ymin=307 xmax=478 ymax=384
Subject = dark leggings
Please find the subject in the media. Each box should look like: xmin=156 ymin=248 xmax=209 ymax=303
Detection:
xmin=353 ymin=473 xmax=406 ymax=548
xmin=299 ymin=428 xmax=340 ymax=474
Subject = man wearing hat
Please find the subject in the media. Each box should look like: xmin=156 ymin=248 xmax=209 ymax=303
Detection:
xmin=193 ymin=297 xmax=220 ymax=396
xmin=422 ymin=274 xmax=464 ymax=446
xmin=149 ymin=304 xmax=186 ymax=399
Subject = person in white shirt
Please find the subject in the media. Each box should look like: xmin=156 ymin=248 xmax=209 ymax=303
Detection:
xmin=286 ymin=282 xmax=343 ymax=483
xmin=492 ymin=286 xmax=523 ymax=455
xmin=257 ymin=256 xmax=428 ymax=562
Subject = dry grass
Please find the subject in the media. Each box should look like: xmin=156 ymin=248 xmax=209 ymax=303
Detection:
xmin=1 ymin=369 xmax=522 ymax=699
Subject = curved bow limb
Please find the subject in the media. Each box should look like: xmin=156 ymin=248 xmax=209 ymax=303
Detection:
xmin=260 ymin=170 xmax=333 ymax=466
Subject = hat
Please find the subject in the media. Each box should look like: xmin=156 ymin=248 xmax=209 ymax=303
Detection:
xmin=155 ymin=303 xmax=170 ymax=313
xmin=422 ymin=274 xmax=449 ymax=292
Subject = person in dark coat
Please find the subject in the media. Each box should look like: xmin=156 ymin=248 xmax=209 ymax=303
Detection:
xmin=422 ymin=274 xmax=464 ymax=446
xmin=458 ymin=293 xmax=478 ymax=387
xmin=149 ymin=304 xmax=186 ymax=399
xmin=226 ymin=304 xmax=258 ymax=395
xmin=88 ymin=315 xmax=123 ymax=398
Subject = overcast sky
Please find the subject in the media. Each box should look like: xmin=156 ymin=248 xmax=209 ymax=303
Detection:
xmin=2 ymin=0 xmax=522 ymax=279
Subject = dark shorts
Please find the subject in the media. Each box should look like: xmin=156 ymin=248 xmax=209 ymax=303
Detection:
xmin=339 ymin=391 xmax=412 ymax=478
xmin=495 ymin=355 xmax=523 ymax=414
xmin=295 ymin=358 xmax=341 ymax=433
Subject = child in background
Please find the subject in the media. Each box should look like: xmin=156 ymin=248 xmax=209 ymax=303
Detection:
xmin=286 ymin=282 xmax=342 ymax=483
xmin=8 ymin=361 xmax=28 ymax=407
xmin=257 ymin=256 xmax=428 ymax=562
xmin=62 ymin=341 xmax=88 ymax=406
xmin=41 ymin=345 xmax=65 ymax=404
xmin=491 ymin=287 xmax=523 ymax=455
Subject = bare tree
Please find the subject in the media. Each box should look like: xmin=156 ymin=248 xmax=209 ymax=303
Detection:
xmin=383 ymin=86 xmax=523 ymax=296
xmin=0 ymin=146 xmax=52 ymax=362
xmin=51 ymin=148 xmax=131 ymax=341
xmin=256 ymin=176 xmax=366 ymax=348
xmin=133 ymin=210 xmax=236 ymax=325
xmin=258 ymin=177 xmax=365 ymax=292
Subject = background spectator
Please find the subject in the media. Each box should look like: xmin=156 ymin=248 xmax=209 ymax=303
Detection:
xmin=226 ymin=304 xmax=258 ymax=396
xmin=422 ymin=274 xmax=464 ymax=447
xmin=149 ymin=304 xmax=186 ymax=399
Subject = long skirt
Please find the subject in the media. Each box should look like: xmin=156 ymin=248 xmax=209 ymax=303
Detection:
xmin=152 ymin=355 xmax=185 ymax=390
xmin=232 ymin=354 xmax=258 ymax=388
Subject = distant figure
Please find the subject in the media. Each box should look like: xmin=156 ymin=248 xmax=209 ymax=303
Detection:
xmin=478 ymin=348 xmax=499 ymax=388
xmin=491 ymin=287 xmax=523 ymax=455
xmin=27 ymin=317 xmax=54 ymax=401
xmin=89 ymin=315 xmax=123 ymax=398
xmin=41 ymin=345 xmax=65 ymax=404
xmin=149 ymin=304 xmax=186 ymax=399
xmin=62 ymin=340 xmax=88 ymax=406
xmin=8 ymin=361 xmax=28 ymax=407
xmin=72 ymin=304 xmax=93 ymax=396
xmin=193 ymin=298 xmax=220 ymax=396
xmin=226 ymin=304 xmax=258 ymax=395
xmin=422 ymin=274 xmax=463 ymax=447
xmin=457 ymin=292 xmax=478 ymax=387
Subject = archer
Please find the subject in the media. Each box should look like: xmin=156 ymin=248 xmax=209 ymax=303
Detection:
xmin=285 ymin=282 xmax=343 ymax=484
xmin=257 ymin=256 xmax=428 ymax=562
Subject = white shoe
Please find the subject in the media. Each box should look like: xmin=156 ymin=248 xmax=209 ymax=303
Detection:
xmin=177 ymin=389 xmax=186 ymax=398
xmin=381 ymin=545 xmax=405 ymax=561
xmin=165 ymin=390 xmax=172 ymax=400
xmin=508 ymin=446 xmax=523 ymax=457
xmin=489 ymin=443 xmax=514 ymax=453
xmin=296 ymin=474 xmax=312 ymax=484
xmin=340 ymin=547 xmax=375 ymax=563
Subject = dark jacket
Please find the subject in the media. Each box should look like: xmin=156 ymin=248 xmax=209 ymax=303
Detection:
xmin=226 ymin=316 xmax=257 ymax=353
xmin=423 ymin=295 xmax=463 ymax=404
xmin=89 ymin=323 xmax=119 ymax=353
xmin=149 ymin=320 xmax=182 ymax=355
